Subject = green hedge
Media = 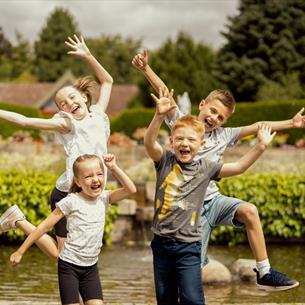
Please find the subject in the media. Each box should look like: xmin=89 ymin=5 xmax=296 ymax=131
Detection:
xmin=211 ymin=172 xmax=305 ymax=245
xmin=0 ymin=102 xmax=41 ymax=139
xmin=0 ymin=169 xmax=117 ymax=244
xmin=110 ymin=100 xmax=305 ymax=143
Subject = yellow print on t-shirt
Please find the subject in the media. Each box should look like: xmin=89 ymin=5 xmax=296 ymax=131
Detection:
xmin=158 ymin=163 xmax=193 ymax=220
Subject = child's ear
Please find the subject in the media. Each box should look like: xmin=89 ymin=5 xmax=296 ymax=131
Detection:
xmin=199 ymin=99 xmax=206 ymax=111
xmin=82 ymin=94 xmax=87 ymax=102
xmin=200 ymin=139 xmax=206 ymax=148
xmin=169 ymin=136 xmax=173 ymax=147
xmin=74 ymin=177 xmax=81 ymax=188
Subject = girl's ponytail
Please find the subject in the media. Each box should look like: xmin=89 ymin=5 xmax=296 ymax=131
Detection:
xmin=73 ymin=76 xmax=97 ymax=108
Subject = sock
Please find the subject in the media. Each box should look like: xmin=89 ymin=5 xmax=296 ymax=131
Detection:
xmin=256 ymin=258 xmax=271 ymax=278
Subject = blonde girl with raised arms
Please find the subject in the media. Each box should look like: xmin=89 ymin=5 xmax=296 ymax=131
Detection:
xmin=0 ymin=35 xmax=113 ymax=258
xmin=10 ymin=153 xmax=136 ymax=305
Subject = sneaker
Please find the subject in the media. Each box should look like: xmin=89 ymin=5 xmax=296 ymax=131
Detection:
xmin=254 ymin=268 xmax=299 ymax=291
xmin=0 ymin=205 xmax=25 ymax=232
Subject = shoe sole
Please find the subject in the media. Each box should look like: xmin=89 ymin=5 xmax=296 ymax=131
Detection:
xmin=256 ymin=281 xmax=299 ymax=291
xmin=0 ymin=205 xmax=18 ymax=232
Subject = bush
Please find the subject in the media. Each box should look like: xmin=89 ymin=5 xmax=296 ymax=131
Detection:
xmin=210 ymin=172 xmax=305 ymax=245
xmin=0 ymin=169 xmax=117 ymax=244
xmin=0 ymin=102 xmax=41 ymax=139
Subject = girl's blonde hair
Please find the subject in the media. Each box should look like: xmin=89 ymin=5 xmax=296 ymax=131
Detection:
xmin=72 ymin=76 xmax=98 ymax=108
xmin=69 ymin=154 xmax=104 ymax=193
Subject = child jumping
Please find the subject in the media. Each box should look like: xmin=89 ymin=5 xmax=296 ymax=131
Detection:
xmin=132 ymin=49 xmax=302 ymax=291
xmin=145 ymin=87 xmax=275 ymax=305
xmin=10 ymin=153 xmax=136 ymax=305
xmin=0 ymin=35 xmax=113 ymax=257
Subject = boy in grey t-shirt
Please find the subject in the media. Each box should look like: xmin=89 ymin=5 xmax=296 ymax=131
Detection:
xmin=133 ymin=50 xmax=302 ymax=291
xmin=144 ymin=88 xmax=275 ymax=305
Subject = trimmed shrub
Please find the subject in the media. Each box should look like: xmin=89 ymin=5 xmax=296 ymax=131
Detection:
xmin=0 ymin=102 xmax=42 ymax=139
xmin=211 ymin=172 xmax=305 ymax=245
xmin=0 ymin=169 xmax=117 ymax=244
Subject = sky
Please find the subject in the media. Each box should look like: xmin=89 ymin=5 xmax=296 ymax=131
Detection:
xmin=0 ymin=0 xmax=239 ymax=50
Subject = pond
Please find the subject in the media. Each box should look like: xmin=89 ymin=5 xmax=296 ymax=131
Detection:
xmin=0 ymin=243 xmax=303 ymax=304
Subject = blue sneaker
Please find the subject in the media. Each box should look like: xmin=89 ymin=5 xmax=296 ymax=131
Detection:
xmin=254 ymin=268 xmax=299 ymax=291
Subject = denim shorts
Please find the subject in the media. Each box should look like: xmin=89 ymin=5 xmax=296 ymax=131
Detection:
xmin=201 ymin=193 xmax=246 ymax=266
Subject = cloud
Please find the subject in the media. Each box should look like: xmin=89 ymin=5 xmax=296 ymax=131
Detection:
xmin=0 ymin=0 xmax=238 ymax=50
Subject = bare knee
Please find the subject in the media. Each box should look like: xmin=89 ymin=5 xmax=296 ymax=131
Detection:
xmin=236 ymin=203 xmax=260 ymax=225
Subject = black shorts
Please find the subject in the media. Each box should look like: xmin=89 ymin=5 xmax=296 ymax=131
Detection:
xmin=58 ymin=258 xmax=103 ymax=304
xmin=50 ymin=187 xmax=68 ymax=237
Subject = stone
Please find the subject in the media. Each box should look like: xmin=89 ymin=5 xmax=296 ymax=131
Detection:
xmin=117 ymin=199 xmax=137 ymax=215
xmin=230 ymin=258 xmax=256 ymax=282
xmin=202 ymin=259 xmax=232 ymax=284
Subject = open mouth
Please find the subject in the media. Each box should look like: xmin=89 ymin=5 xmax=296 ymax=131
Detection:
xmin=71 ymin=105 xmax=80 ymax=114
xmin=91 ymin=184 xmax=101 ymax=191
xmin=179 ymin=149 xmax=191 ymax=157
xmin=204 ymin=118 xmax=214 ymax=128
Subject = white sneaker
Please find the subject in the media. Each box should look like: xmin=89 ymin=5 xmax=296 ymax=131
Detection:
xmin=0 ymin=205 xmax=25 ymax=232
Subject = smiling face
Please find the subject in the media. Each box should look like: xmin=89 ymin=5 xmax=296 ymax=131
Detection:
xmin=170 ymin=126 xmax=205 ymax=163
xmin=55 ymin=86 xmax=88 ymax=120
xmin=74 ymin=158 xmax=105 ymax=201
xmin=197 ymin=98 xmax=233 ymax=132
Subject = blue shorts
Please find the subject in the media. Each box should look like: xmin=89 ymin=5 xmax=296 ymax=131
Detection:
xmin=201 ymin=194 xmax=246 ymax=266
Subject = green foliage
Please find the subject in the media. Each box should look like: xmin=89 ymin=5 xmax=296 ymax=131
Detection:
xmin=215 ymin=0 xmax=305 ymax=101
xmin=256 ymin=72 xmax=305 ymax=101
xmin=0 ymin=103 xmax=41 ymax=139
xmin=135 ymin=32 xmax=220 ymax=107
xmin=0 ymin=169 xmax=118 ymax=244
xmin=211 ymin=172 xmax=305 ymax=245
xmin=33 ymin=7 xmax=81 ymax=81
xmin=86 ymin=35 xmax=141 ymax=84
xmin=225 ymin=99 xmax=305 ymax=144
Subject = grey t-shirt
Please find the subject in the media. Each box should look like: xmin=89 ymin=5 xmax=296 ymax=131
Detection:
xmin=165 ymin=109 xmax=241 ymax=200
xmin=152 ymin=150 xmax=222 ymax=242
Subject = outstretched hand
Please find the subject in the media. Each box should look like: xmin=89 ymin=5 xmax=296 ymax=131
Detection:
xmin=257 ymin=124 xmax=276 ymax=148
xmin=65 ymin=34 xmax=91 ymax=57
xmin=292 ymin=107 xmax=305 ymax=128
xmin=151 ymin=87 xmax=177 ymax=116
xmin=10 ymin=251 xmax=22 ymax=267
xmin=103 ymin=154 xmax=116 ymax=170
xmin=132 ymin=49 xmax=148 ymax=71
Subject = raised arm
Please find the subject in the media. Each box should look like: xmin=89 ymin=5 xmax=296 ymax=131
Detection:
xmin=10 ymin=208 xmax=63 ymax=266
xmin=65 ymin=35 xmax=113 ymax=112
xmin=0 ymin=109 xmax=71 ymax=133
xmin=219 ymin=124 xmax=276 ymax=178
xmin=132 ymin=49 xmax=177 ymax=119
xmin=144 ymin=88 xmax=176 ymax=162
xmin=103 ymin=154 xmax=136 ymax=203
xmin=238 ymin=108 xmax=305 ymax=139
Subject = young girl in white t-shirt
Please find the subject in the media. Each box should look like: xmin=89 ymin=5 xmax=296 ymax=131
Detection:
xmin=0 ymin=35 xmax=113 ymax=257
xmin=10 ymin=153 xmax=136 ymax=305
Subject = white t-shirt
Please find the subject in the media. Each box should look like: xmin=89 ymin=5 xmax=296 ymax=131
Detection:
xmin=165 ymin=109 xmax=241 ymax=200
xmin=54 ymin=105 xmax=110 ymax=192
xmin=56 ymin=191 xmax=109 ymax=266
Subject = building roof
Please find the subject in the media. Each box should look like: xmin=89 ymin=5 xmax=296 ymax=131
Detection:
xmin=0 ymin=71 xmax=139 ymax=115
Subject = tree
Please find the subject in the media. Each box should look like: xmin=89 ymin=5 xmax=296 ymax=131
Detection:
xmin=0 ymin=27 xmax=13 ymax=80
xmin=11 ymin=32 xmax=33 ymax=80
xmin=135 ymin=32 xmax=220 ymax=108
xmin=215 ymin=0 xmax=305 ymax=101
xmin=33 ymin=7 xmax=81 ymax=81
xmin=86 ymin=35 xmax=141 ymax=84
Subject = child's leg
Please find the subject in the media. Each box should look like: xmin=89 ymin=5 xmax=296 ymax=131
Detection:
xmin=176 ymin=241 xmax=204 ymax=305
xmin=151 ymin=235 xmax=179 ymax=305
xmin=16 ymin=219 xmax=58 ymax=259
xmin=78 ymin=262 xmax=103 ymax=305
xmin=235 ymin=203 xmax=267 ymax=261
xmin=0 ymin=205 xmax=58 ymax=259
xmin=210 ymin=194 xmax=299 ymax=291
